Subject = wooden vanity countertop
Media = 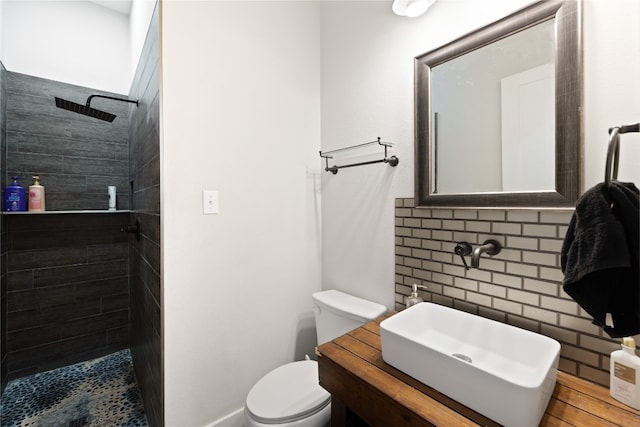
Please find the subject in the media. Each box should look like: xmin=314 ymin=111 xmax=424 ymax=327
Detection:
xmin=317 ymin=313 xmax=640 ymax=427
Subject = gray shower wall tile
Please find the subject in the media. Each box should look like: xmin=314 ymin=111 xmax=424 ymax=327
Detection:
xmin=4 ymin=212 xmax=130 ymax=379
xmin=6 ymin=72 xmax=130 ymax=211
xmin=63 ymin=157 xmax=128 ymax=177
xmin=8 ymin=247 xmax=88 ymax=271
xmin=7 ymin=131 xmax=125 ymax=159
xmin=395 ymin=199 xmax=619 ymax=388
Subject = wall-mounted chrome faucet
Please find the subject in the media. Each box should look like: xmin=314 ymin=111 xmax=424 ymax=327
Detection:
xmin=471 ymin=239 xmax=502 ymax=269
xmin=454 ymin=240 xmax=502 ymax=269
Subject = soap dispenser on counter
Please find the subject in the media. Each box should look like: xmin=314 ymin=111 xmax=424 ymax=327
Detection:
xmin=406 ymin=284 xmax=428 ymax=308
xmin=610 ymin=337 xmax=640 ymax=410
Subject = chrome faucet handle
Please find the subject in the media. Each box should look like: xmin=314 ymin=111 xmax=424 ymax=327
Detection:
xmin=454 ymin=242 xmax=472 ymax=270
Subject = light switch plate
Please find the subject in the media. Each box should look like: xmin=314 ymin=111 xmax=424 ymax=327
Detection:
xmin=203 ymin=190 xmax=219 ymax=214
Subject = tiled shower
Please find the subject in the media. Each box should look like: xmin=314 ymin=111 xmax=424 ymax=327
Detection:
xmin=0 ymin=5 xmax=161 ymax=427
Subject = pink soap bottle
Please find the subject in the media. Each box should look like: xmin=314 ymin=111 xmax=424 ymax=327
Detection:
xmin=28 ymin=175 xmax=46 ymax=212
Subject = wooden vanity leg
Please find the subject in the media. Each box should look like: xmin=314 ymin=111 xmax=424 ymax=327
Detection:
xmin=331 ymin=396 xmax=348 ymax=427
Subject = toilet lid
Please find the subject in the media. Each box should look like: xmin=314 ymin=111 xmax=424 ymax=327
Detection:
xmin=246 ymin=360 xmax=330 ymax=424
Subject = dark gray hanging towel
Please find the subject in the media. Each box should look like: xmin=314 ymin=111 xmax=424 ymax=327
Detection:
xmin=561 ymin=181 xmax=639 ymax=338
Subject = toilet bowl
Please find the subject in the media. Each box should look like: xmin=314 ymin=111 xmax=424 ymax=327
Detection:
xmin=244 ymin=290 xmax=387 ymax=427
xmin=244 ymin=360 xmax=330 ymax=427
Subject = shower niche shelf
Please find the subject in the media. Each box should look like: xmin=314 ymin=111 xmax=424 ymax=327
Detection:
xmin=2 ymin=210 xmax=132 ymax=215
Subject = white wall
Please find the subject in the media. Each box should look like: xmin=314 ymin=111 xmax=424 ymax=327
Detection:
xmin=320 ymin=0 xmax=537 ymax=310
xmin=1 ymin=0 xmax=131 ymax=94
xmin=583 ymin=0 xmax=640 ymax=186
xmin=130 ymin=0 xmax=156 ymax=82
xmin=160 ymin=1 xmax=322 ymax=426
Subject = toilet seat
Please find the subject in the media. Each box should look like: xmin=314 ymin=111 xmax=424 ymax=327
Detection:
xmin=246 ymin=360 xmax=330 ymax=424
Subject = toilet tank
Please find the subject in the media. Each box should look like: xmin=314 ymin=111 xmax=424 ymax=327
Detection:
xmin=312 ymin=290 xmax=387 ymax=344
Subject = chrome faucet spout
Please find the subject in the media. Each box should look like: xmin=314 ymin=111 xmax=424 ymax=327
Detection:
xmin=470 ymin=239 xmax=502 ymax=268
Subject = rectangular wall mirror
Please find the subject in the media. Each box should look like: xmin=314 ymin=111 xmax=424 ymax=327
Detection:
xmin=415 ymin=0 xmax=582 ymax=208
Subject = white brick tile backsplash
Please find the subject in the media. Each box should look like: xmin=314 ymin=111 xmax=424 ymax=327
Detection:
xmin=454 ymin=210 xmax=478 ymax=219
xmin=493 ymin=298 xmax=523 ymax=315
xmin=478 ymin=210 xmax=506 ymax=221
xmin=492 ymin=222 xmax=522 ymax=235
xmin=492 ymin=273 xmax=522 ymax=288
xmin=431 ymin=251 xmax=453 ymax=263
xmin=579 ymin=365 xmax=609 ymax=387
xmin=541 ymin=324 xmax=578 ymax=345
xmin=508 ymin=288 xmax=540 ymax=305
xmin=422 ymin=260 xmax=443 ymax=272
xmin=506 ymin=235 xmax=539 ymax=250
xmin=507 ymin=210 xmax=539 ymax=223
xmin=442 ymin=219 xmax=465 ymax=231
xmin=413 ymin=228 xmax=431 ymax=239
xmin=479 ymin=258 xmax=506 ymax=272
xmin=421 ymin=218 xmax=442 ymax=228
xmin=506 ymin=262 xmax=538 ymax=278
xmin=562 ymin=345 xmax=600 ymax=367
xmin=540 ymin=238 xmax=563 ymax=252
xmin=559 ymin=314 xmax=602 ymax=335
xmin=431 ymin=209 xmax=454 ymax=219
xmin=479 ymin=282 xmax=507 ymax=298
xmin=404 ymin=218 xmax=422 ymax=228
xmin=464 ymin=268 xmax=491 ymax=282
xmin=523 ymin=223 xmax=557 ymax=238
xmin=523 ymin=278 xmax=560 ymax=296
xmin=432 ymin=272 xmax=453 ymax=285
xmin=523 ymin=250 xmax=557 ymax=266
xmin=580 ymin=335 xmax=618 ymax=355
xmin=454 ymin=277 xmax=479 ymax=291
xmin=396 ymin=227 xmax=412 ymax=237
xmin=541 ymin=295 xmax=578 ymax=315
xmin=466 ymin=291 xmax=492 ymax=307
xmin=540 ymin=266 xmax=564 ymax=282
xmin=412 ymin=208 xmax=432 ymax=218
xmin=540 ymin=211 xmax=573 ymax=224
xmin=443 ymin=285 xmax=465 ymax=299
xmin=466 ymin=221 xmax=492 ymax=233
xmin=523 ymin=305 xmax=558 ymax=324
xmin=394 ymin=201 xmax=614 ymax=386
xmin=431 ymin=230 xmax=454 ymax=241
xmin=421 ymin=239 xmax=441 ymax=250
xmin=442 ymin=263 xmax=466 ymax=277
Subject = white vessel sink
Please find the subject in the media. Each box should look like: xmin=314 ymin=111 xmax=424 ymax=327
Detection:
xmin=380 ymin=303 xmax=560 ymax=427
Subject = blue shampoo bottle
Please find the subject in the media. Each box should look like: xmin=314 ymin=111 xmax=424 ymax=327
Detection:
xmin=5 ymin=176 xmax=26 ymax=211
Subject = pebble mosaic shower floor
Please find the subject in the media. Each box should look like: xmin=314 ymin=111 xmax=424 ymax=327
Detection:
xmin=0 ymin=349 xmax=148 ymax=427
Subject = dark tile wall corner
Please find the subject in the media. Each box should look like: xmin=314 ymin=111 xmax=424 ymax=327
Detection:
xmin=1 ymin=60 xmax=8 ymax=394
xmin=394 ymin=198 xmax=619 ymax=388
xmin=128 ymin=4 xmax=162 ymax=426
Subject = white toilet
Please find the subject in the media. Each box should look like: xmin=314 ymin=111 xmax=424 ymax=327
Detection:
xmin=244 ymin=289 xmax=387 ymax=427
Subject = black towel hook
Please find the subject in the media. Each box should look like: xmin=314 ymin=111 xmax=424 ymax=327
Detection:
xmin=604 ymin=123 xmax=639 ymax=193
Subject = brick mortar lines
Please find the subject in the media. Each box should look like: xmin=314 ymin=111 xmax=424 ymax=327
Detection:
xmin=394 ymin=198 xmax=619 ymax=387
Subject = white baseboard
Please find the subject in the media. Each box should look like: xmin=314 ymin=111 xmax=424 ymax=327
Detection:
xmin=205 ymin=408 xmax=244 ymax=427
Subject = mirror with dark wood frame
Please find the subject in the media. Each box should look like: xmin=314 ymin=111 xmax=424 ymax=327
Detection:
xmin=415 ymin=0 xmax=582 ymax=208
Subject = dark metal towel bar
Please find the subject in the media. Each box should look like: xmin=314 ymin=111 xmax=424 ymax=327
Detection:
xmin=319 ymin=137 xmax=399 ymax=174
xmin=605 ymin=123 xmax=639 ymax=191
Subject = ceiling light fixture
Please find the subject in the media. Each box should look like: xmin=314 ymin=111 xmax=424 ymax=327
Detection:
xmin=392 ymin=0 xmax=437 ymax=18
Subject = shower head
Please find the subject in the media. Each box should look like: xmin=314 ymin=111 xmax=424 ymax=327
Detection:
xmin=55 ymin=94 xmax=138 ymax=122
